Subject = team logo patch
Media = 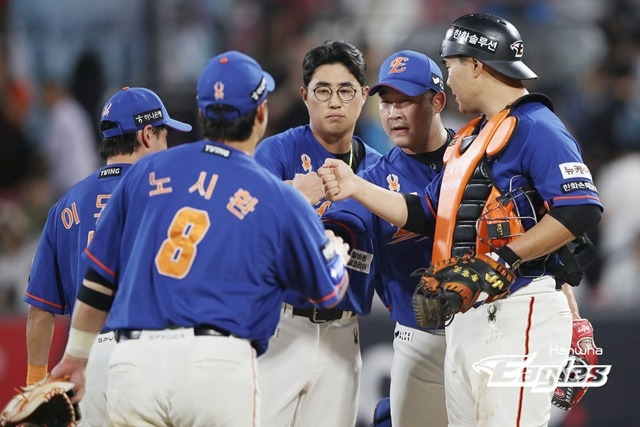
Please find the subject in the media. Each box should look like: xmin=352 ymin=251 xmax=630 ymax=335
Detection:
xmin=102 ymin=102 xmax=112 ymax=117
xmin=447 ymin=25 xmax=499 ymax=54
xmin=389 ymin=56 xmax=409 ymax=74
xmin=214 ymin=81 xmax=225 ymax=100
xmin=510 ymin=41 xmax=524 ymax=58
xmin=99 ymin=166 xmax=122 ymax=178
xmin=301 ymin=154 xmax=312 ymax=172
xmin=134 ymin=108 xmax=163 ymax=126
xmin=387 ymin=174 xmax=400 ymax=191
xmin=203 ymin=144 xmax=231 ymax=158
xmin=346 ymin=249 xmax=372 ymax=274
xmin=559 ymin=162 xmax=592 ymax=180
xmin=394 ymin=328 xmax=413 ymax=343
xmin=561 ymin=180 xmax=598 ymax=194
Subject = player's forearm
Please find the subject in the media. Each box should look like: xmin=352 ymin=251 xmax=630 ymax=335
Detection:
xmin=26 ymin=305 xmax=55 ymax=366
xmin=562 ymin=284 xmax=581 ymax=320
xmin=350 ymin=178 xmax=408 ymax=228
xmin=505 ymin=214 xmax=575 ymax=262
xmin=70 ymin=300 xmax=109 ymax=335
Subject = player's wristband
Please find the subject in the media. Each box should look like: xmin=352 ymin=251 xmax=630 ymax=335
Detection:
xmin=65 ymin=327 xmax=98 ymax=360
xmin=492 ymin=245 xmax=522 ymax=270
xmin=26 ymin=363 xmax=48 ymax=386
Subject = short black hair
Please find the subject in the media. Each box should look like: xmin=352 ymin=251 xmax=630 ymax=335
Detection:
xmin=302 ymin=40 xmax=366 ymax=87
xmin=199 ymin=105 xmax=257 ymax=142
xmin=98 ymin=122 xmax=165 ymax=160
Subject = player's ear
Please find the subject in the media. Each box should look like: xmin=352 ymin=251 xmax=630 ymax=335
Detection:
xmin=300 ymin=86 xmax=308 ymax=102
xmin=472 ymin=58 xmax=484 ymax=77
xmin=361 ymin=85 xmax=370 ymax=100
xmin=432 ymin=91 xmax=446 ymax=113
xmin=139 ymin=124 xmax=154 ymax=148
xmin=256 ymin=99 xmax=268 ymax=124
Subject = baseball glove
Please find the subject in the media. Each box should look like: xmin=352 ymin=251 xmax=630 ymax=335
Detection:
xmin=552 ymin=319 xmax=599 ymax=410
xmin=412 ymin=253 xmax=516 ymax=328
xmin=0 ymin=377 xmax=80 ymax=427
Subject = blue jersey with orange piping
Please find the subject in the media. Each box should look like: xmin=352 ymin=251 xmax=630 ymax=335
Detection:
xmin=255 ymin=124 xmax=381 ymax=313
xmin=83 ymin=141 xmax=347 ymax=355
xmin=421 ymin=99 xmax=603 ymax=292
xmin=25 ymin=163 xmax=132 ymax=332
xmin=323 ymin=144 xmax=447 ymax=328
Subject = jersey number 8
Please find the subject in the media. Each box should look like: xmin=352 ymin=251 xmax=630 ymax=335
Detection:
xmin=155 ymin=207 xmax=210 ymax=279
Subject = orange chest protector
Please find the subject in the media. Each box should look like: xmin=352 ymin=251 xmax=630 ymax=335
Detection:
xmin=432 ymin=109 xmax=518 ymax=263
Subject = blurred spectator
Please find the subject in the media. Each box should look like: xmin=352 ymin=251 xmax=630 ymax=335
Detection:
xmin=0 ymin=70 xmax=38 ymax=200
xmin=41 ymin=79 xmax=101 ymax=198
xmin=0 ymin=200 xmax=38 ymax=314
xmin=593 ymin=150 xmax=640 ymax=310
xmin=70 ymin=51 xmax=105 ymax=132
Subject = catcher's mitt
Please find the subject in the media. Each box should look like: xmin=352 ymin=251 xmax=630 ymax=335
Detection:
xmin=0 ymin=377 xmax=80 ymax=427
xmin=552 ymin=318 xmax=599 ymax=411
xmin=412 ymin=253 xmax=516 ymax=328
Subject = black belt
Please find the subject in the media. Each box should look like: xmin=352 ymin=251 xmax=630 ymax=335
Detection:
xmin=115 ymin=326 xmax=231 ymax=342
xmin=290 ymin=306 xmax=354 ymax=323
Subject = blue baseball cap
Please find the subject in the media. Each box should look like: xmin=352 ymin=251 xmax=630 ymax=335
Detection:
xmin=99 ymin=87 xmax=192 ymax=138
xmin=369 ymin=50 xmax=444 ymax=97
xmin=197 ymin=51 xmax=275 ymax=120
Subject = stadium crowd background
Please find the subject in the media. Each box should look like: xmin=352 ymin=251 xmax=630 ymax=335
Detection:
xmin=0 ymin=1 xmax=638 ymax=425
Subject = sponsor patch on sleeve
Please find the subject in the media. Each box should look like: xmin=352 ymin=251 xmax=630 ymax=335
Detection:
xmin=561 ymin=180 xmax=598 ymax=194
xmin=346 ymin=248 xmax=373 ymax=274
xmin=559 ymin=162 xmax=592 ymax=180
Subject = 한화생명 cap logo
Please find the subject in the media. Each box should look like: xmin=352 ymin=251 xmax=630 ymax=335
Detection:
xmin=134 ymin=109 xmax=163 ymax=126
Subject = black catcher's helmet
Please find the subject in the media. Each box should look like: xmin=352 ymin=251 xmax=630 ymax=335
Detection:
xmin=440 ymin=13 xmax=537 ymax=80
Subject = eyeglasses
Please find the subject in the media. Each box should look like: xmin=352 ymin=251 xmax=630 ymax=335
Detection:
xmin=307 ymin=85 xmax=359 ymax=103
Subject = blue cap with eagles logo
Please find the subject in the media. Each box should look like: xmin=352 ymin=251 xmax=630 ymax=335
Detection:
xmin=369 ymin=50 xmax=444 ymax=97
xmin=197 ymin=51 xmax=276 ymax=120
xmin=99 ymin=87 xmax=192 ymax=138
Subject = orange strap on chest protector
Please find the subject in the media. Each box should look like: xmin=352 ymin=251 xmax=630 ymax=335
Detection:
xmin=432 ymin=109 xmax=517 ymax=263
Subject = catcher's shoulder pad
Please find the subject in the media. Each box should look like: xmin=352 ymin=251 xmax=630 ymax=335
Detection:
xmin=0 ymin=379 xmax=78 ymax=427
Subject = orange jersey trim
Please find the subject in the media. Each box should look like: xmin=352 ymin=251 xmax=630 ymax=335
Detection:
xmin=308 ymin=273 xmax=348 ymax=306
xmin=84 ymin=248 xmax=116 ymax=278
xmin=516 ymin=296 xmax=536 ymax=427
xmin=24 ymin=292 xmax=64 ymax=310
xmin=553 ymin=195 xmax=601 ymax=203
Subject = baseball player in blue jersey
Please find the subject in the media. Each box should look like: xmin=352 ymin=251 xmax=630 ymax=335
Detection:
xmin=254 ymin=41 xmax=381 ymax=427
xmin=49 ymin=51 xmax=351 ymax=427
xmin=319 ymin=13 xmax=603 ymax=426
xmin=24 ymin=86 xmax=191 ymax=426
xmin=322 ymin=50 xmax=451 ymax=427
